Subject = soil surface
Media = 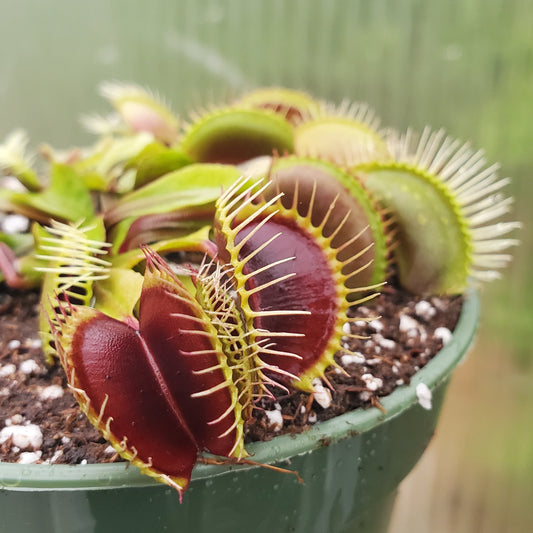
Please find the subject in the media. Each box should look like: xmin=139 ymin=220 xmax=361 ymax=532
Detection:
xmin=0 ymin=284 xmax=462 ymax=465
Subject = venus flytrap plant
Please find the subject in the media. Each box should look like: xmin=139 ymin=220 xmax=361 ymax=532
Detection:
xmin=179 ymin=106 xmax=295 ymax=164
xmin=43 ymin=167 xmax=380 ymax=495
xmin=0 ymin=130 xmax=42 ymax=192
xmin=48 ymin=236 xmax=308 ymax=497
xmin=352 ymin=127 xmax=521 ymax=295
xmin=265 ymin=155 xmax=392 ymax=289
xmin=66 ymin=132 xmax=156 ymax=193
xmin=35 ymin=219 xmax=112 ymax=362
xmin=214 ymin=175 xmax=381 ymax=391
xmin=95 ymin=81 xmax=181 ymax=145
xmin=292 ymin=99 xmax=390 ymax=167
xmin=0 ymin=83 xmax=520 ymax=500
xmin=104 ymin=163 xmax=243 ymax=253
xmin=236 ymin=86 xmax=321 ymax=124
xmin=50 ymin=255 xmax=244 ymax=496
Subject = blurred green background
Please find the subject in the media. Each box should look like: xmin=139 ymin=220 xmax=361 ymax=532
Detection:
xmin=1 ymin=1 xmax=531 ymax=531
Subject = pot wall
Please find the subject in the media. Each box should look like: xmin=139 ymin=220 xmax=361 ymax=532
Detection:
xmin=0 ymin=384 xmax=447 ymax=533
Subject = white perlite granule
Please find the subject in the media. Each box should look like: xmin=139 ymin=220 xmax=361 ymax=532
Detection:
xmin=0 ymin=364 xmax=17 ymax=377
xmin=264 ymin=409 xmax=284 ymax=432
xmin=359 ymin=391 xmax=372 ymax=402
xmin=414 ymin=300 xmax=436 ymax=321
xmin=5 ymin=414 xmax=23 ymax=426
xmin=18 ymin=451 xmax=42 ymax=464
xmin=0 ymin=424 xmax=43 ymax=450
xmin=368 ymin=319 xmax=384 ymax=332
xmin=375 ymin=335 xmax=396 ymax=350
xmin=27 ymin=338 xmax=43 ymax=350
xmin=340 ymin=352 xmax=366 ymax=366
xmin=39 ymin=384 xmax=64 ymax=400
xmin=312 ymin=378 xmax=332 ymax=409
xmin=416 ymin=383 xmax=433 ymax=410
xmin=399 ymin=314 xmax=419 ymax=333
xmin=1 ymin=214 xmax=29 ymax=235
xmin=434 ymin=327 xmax=453 ymax=345
xmin=19 ymin=359 xmax=40 ymax=375
xmin=361 ymin=373 xmax=383 ymax=391
xmin=7 ymin=339 xmax=21 ymax=350
xmin=48 ymin=449 xmax=64 ymax=464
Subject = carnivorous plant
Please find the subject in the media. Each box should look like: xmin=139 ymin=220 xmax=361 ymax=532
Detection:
xmin=0 ymin=83 xmax=519 ymax=497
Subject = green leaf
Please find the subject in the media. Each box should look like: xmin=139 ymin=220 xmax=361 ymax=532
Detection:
xmin=128 ymin=142 xmax=193 ymax=188
xmin=93 ymin=268 xmax=144 ymax=321
xmin=1 ymin=163 xmax=94 ymax=223
xmin=73 ymin=132 xmax=154 ymax=192
xmin=0 ymin=130 xmax=42 ymax=191
xmin=99 ymin=81 xmax=180 ymax=144
xmin=38 ymin=217 xmax=109 ymax=361
xmin=180 ymin=108 xmax=294 ymax=164
xmin=0 ymin=231 xmax=34 ymax=256
xmin=111 ymin=225 xmax=213 ymax=270
xmin=104 ymin=163 xmax=242 ymax=226
xmin=359 ymin=165 xmax=470 ymax=295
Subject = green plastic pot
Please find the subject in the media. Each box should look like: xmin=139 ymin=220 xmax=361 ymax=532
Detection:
xmin=0 ymin=292 xmax=479 ymax=533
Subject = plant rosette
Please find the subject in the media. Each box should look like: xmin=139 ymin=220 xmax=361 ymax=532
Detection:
xmin=0 ymin=84 xmax=518 ymax=533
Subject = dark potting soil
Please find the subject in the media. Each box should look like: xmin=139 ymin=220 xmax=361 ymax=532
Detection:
xmin=0 ymin=284 xmax=462 ymax=465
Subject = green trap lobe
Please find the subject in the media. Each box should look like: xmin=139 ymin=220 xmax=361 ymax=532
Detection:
xmin=360 ymin=166 xmax=470 ymax=294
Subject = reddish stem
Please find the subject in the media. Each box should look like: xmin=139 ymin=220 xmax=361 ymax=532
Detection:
xmin=0 ymin=243 xmax=29 ymax=289
xmin=117 ymin=207 xmax=215 ymax=253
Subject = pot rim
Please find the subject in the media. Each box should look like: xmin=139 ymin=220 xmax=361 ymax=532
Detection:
xmin=0 ymin=291 xmax=479 ymax=490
